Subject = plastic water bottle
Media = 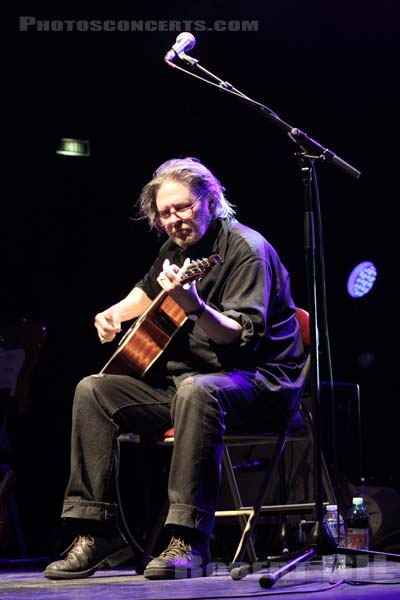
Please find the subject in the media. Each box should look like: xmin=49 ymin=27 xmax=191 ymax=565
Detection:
xmin=345 ymin=496 xmax=370 ymax=567
xmin=322 ymin=504 xmax=346 ymax=570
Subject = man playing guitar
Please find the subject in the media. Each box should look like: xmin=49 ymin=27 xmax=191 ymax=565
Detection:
xmin=44 ymin=157 xmax=305 ymax=581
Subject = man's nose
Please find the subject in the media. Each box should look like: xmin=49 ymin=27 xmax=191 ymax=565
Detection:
xmin=168 ymin=209 xmax=181 ymax=222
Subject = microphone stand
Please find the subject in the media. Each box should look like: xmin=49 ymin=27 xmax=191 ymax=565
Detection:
xmin=164 ymin=53 xmax=400 ymax=586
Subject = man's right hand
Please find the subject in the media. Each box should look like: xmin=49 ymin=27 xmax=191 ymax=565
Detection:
xmin=94 ymin=308 xmax=122 ymax=344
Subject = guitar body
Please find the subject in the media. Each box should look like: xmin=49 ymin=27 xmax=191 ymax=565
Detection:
xmin=100 ymin=253 xmax=221 ymax=378
xmin=100 ymin=293 xmax=187 ymax=377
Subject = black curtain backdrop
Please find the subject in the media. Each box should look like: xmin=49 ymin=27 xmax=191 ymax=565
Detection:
xmin=3 ymin=1 xmax=394 ymax=557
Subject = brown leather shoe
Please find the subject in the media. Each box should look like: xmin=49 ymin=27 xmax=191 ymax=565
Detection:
xmin=143 ymin=534 xmax=212 ymax=580
xmin=44 ymin=530 xmax=134 ymax=580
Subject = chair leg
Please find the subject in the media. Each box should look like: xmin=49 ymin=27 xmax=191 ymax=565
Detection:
xmin=229 ymin=425 xmax=292 ymax=565
xmin=227 ymin=390 xmax=311 ymax=566
xmin=321 ymin=454 xmax=337 ymax=505
xmin=277 ymin=455 xmax=290 ymax=555
xmin=221 ymin=446 xmax=258 ymax=563
xmin=139 ymin=445 xmax=260 ymax=568
xmin=279 ymin=521 xmax=289 ymax=554
xmin=299 ymin=402 xmax=337 ymax=505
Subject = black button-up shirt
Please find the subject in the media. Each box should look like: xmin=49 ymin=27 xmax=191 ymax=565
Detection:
xmin=135 ymin=218 xmax=305 ymax=398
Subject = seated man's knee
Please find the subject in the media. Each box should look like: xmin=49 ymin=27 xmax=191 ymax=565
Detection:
xmin=73 ymin=374 xmax=107 ymax=407
xmin=175 ymin=377 xmax=222 ymax=414
xmin=76 ymin=374 xmax=97 ymax=395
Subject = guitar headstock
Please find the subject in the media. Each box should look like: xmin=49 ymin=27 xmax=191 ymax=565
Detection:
xmin=180 ymin=253 xmax=221 ymax=284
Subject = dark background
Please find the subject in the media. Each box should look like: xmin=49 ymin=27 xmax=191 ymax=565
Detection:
xmin=2 ymin=1 xmax=395 ymax=558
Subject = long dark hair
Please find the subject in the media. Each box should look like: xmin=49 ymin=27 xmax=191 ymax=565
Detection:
xmin=135 ymin=157 xmax=236 ymax=231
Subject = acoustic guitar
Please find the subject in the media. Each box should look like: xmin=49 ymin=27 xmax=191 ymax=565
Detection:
xmin=100 ymin=253 xmax=221 ymax=378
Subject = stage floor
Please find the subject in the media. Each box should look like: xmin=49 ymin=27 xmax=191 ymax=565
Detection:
xmin=1 ymin=557 xmax=400 ymax=600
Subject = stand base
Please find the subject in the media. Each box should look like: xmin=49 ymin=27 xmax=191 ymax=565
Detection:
xmin=231 ymin=520 xmax=400 ymax=587
xmin=259 ymin=548 xmax=315 ymax=588
xmin=257 ymin=543 xmax=400 ymax=588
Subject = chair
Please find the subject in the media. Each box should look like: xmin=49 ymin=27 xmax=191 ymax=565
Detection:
xmin=119 ymin=308 xmax=337 ymax=569
xmin=211 ymin=307 xmax=337 ymax=565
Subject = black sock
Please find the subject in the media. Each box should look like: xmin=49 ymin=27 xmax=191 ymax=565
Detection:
xmin=65 ymin=518 xmax=120 ymax=537
xmin=170 ymin=525 xmax=209 ymax=545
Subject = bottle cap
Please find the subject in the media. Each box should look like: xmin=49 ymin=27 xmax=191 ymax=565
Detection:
xmin=326 ymin=504 xmax=338 ymax=511
xmin=353 ymin=497 xmax=363 ymax=506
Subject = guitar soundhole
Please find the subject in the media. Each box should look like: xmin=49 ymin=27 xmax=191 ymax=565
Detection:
xmin=153 ymin=310 xmax=180 ymax=336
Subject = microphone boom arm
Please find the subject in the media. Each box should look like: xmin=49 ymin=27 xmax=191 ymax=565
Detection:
xmin=164 ymin=53 xmax=361 ymax=180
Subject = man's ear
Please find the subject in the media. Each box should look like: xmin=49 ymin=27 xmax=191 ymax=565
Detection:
xmin=207 ymin=196 xmax=215 ymax=212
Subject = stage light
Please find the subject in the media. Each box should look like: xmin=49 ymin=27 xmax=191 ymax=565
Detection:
xmin=56 ymin=138 xmax=90 ymax=157
xmin=346 ymin=261 xmax=377 ymax=298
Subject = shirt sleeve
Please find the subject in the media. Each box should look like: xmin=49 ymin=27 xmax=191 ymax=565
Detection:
xmin=220 ymin=251 xmax=272 ymax=351
xmin=215 ymin=228 xmax=297 ymax=362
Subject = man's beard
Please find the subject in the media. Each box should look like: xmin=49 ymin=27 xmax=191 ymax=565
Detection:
xmin=170 ymin=227 xmax=198 ymax=248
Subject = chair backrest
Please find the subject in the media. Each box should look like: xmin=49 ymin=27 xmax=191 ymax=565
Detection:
xmin=295 ymin=307 xmax=310 ymax=350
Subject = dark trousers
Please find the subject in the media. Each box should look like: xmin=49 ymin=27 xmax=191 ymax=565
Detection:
xmin=62 ymin=370 xmax=283 ymax=536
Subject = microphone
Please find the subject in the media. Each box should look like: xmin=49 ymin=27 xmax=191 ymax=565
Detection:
xmin=164 ymin=32 xmax=196 ymax=62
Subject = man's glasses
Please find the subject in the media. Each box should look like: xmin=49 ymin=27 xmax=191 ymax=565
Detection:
xmin=157 ymin=195 xmax=202 ymax=225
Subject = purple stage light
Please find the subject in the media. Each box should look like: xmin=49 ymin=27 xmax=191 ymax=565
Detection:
xmin=347 ymin=261 xmax=377 ymax=298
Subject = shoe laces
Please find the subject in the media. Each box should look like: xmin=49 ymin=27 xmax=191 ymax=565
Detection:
xmin=160 ymin=536 xmax=191 ymax=559
xmin=61 ymin=534 xmax=94 ymax=559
